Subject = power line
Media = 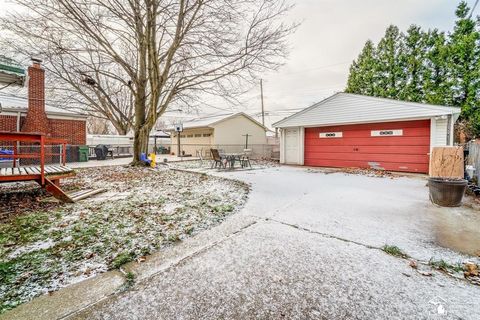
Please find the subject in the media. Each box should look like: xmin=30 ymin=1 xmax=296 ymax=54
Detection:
xmin=275 ymin=61 xmax=351 ymax=76
xmin=470 ymin=0 xmax=479 ymax=18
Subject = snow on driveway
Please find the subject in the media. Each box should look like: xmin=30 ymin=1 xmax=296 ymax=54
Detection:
xmin=72 ymin=166 xmax=480 ymax=320
xmin=216 ymin=166 xmax=480 ymax=262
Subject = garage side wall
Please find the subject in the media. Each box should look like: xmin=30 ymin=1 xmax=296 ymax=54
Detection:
xmin=280 ymin=127 xmax=304 ymax=165
xmin=213 ymin=115 xmax=267 ymax=145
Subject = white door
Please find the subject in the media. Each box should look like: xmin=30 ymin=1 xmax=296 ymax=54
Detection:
xmin=285 ymin=128 xmax=299 ymax=164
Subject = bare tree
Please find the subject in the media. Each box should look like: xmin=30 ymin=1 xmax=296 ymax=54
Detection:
xmin=1 ymin=0 xmax=295 ymax=163
xmin=87 ymin=116 xmax=113 ymax=135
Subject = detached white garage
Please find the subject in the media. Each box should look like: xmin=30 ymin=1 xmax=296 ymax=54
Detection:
xmin=273 ymin=93 xmax=461 ymax=173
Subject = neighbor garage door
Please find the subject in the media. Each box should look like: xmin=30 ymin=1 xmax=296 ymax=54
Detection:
xmin=304 ymin=120 xmax=430 ymax=173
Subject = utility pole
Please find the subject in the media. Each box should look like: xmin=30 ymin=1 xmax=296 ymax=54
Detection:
xmin=242 ymin=134 xmax=251 ymax=149
xmin=260 ymin=79 xmax=265 ymax=126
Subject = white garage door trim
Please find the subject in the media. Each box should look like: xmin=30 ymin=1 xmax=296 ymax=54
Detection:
xmin=282 ymin=127 xmax=304 ymax=165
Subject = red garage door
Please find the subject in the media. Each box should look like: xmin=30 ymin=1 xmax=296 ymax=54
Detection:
xmin=304 ymin=120 xmax=431 ymax=173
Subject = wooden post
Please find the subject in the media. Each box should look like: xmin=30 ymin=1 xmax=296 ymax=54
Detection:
xmin=13 ymin=144 xmax=17 ymax=168
xmin=40 ymin=135 xmax=45 ymax=185
xmin=242 ymin=134 xmax=251 ymax=149
xmin=62 ymin=142 xmax=66 ymax=166
xmin=260 ymin=79 xmax=265 ymax=126
xmin=177 ymin=133 xmax=181 ymax=157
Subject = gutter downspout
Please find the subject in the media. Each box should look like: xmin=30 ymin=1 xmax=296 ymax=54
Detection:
xmin=16 ymin=111 xmax=21 ymax=132
xmin=446 ymin=114 xmax=452 ymax=146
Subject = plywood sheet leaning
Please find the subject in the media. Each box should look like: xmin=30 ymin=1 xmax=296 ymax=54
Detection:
xmin=429 ymin=146 xmax=464 ymax=178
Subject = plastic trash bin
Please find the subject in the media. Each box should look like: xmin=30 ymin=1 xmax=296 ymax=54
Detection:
xmin=78 ymin=146 xmax=89 ymax=162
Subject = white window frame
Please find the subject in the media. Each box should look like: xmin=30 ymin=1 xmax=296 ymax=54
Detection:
xmin=319 ymin=132 xmax=342 ymax=138
xmin=371 ymin=129 xmax=403 ymax=137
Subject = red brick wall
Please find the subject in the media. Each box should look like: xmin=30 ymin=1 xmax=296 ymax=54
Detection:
xmin=0 ymin=115 xmax=86 ymax=145
xmin=48 ymin=119 xmax=86 ymax=145
xmin=0 ymin=115 xmax=18 ymax=132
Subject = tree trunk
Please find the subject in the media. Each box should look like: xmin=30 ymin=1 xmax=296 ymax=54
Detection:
xmin=133 ymin=125 xmax=150 ymax=164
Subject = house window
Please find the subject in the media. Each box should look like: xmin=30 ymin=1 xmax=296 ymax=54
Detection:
xmin=371 ymin=129 xmax=403 ymax=137
xmin=187 ymin=134 xmax=193 ymax=138
xmin=203 ymin=133 xmax=211 ymax=137
xmin=180 ymin=135 xmax=186 ymax=138
xmin=319 ymin=132 xmax=342 ymax=138
xmin=194 ymin=134 xmax=202 ymax=137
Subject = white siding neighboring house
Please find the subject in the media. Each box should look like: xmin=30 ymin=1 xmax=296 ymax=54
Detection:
xmin=168 ymin=112 xmax=267 ymax=156
xmin=273 ymin=92 xmax=461 ymax=173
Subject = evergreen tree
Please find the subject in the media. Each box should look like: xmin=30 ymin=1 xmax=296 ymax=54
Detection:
xmin=448 ymin=1 xmax=480 ymax=135
xmin=423 ymin=29 xmax=451 ymax=106
xmin=345 ymin=40 xmax=377 ymax=96
xmin=399 ymin=25 xmax=427 ymax=102
xmin=375 ymin=25 xmax=405 ymax=99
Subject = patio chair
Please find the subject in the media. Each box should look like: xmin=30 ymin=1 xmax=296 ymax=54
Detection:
xmin=240 ymin=149 xmax=252 ymax=169
xmin=210 ymin=149 xmax=226 ymax=169
xmin=195 ymin=149 xmax=204 ymax=165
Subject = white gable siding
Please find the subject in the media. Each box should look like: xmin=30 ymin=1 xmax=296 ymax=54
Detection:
xmin=274 ymin=93 xmax=461 ymax=128
xmin=434 ymin=118 xmax=448 ymax=146
xmin=212 ymin=114 xmax=267 ymax=145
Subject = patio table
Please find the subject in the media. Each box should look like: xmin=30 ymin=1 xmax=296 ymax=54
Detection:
xmin=222 ymin=153 xmax=244 ymax=169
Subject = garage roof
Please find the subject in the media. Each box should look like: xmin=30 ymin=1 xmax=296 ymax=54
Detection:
xmin=168 ymin=112 xmax=267 ymax=131
xmin=273 ymin=93 xmax=461 ymax=128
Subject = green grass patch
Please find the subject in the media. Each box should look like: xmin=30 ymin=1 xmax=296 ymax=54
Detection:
xmin=382 ymin=245 xmax=409 ymax=258
xmin=428 ymin=259 xmax=464 ymax=273
xmin=0 ymin=212 xmax=55 ymax=248
xmin=111 ymin=251 xmax=135 ymax=269
xmin=212 ymin=204 xmax=234 ymax=214
xmin=125 ymin=272 xmax=135 ymax=286
xmin=0 ymin=249 xmax=61 ymax=314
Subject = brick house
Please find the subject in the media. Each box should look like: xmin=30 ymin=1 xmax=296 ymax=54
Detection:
xmin=0 ymin=59 xmax=87 ymax=146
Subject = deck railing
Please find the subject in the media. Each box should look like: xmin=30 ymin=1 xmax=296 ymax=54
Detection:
xmin=0 ymin=132 xmax=67 ymax=185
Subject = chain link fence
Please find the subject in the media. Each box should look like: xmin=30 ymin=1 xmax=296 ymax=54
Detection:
xmin=153 ymin=143 xmax=279 ymax=160
xmin=0 ymin=144 xmax=65 ymax=167
xmin=1 ymin=142 xmax=279 ymax=165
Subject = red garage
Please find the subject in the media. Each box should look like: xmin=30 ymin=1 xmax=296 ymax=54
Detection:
xmin=274 ymin=93 xmax=461 ymax=173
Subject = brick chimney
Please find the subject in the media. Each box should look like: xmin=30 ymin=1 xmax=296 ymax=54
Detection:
xmin=21 ymin=58 xmax=50 ymax=134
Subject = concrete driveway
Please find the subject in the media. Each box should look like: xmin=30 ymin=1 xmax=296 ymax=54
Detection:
xmin=69 ymin=166 xmax=480 ymax=319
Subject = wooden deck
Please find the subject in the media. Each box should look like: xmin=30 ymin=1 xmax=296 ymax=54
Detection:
xmin=0 ymin=165 xmax=73 ymax=177
xmin=0 ymin=165 xmax=75 ymax=183
xmin=0 ymin=132 xmax=79 ymax=202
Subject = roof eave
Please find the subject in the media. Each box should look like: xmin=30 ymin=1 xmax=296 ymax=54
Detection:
xmin=1 ymin=106 xmax=88 ymax=119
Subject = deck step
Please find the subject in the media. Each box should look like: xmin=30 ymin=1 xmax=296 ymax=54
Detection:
xmin=43 ymin=178 xmax=75 ymax=203
xmin=68 ymin=188 xmax=106 ymax=202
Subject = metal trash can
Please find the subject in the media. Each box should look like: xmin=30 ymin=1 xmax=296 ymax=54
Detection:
xmin=94 ymin=145 xmax=109 ymax=160
xmin=78 ymin=146 xmax=89 ymax=162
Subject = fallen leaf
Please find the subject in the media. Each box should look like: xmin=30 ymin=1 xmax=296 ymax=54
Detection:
xmin=418 ymin=271 xmax=433 ymax=277
xmin=409 ymin=260 xmax=418 ymax=269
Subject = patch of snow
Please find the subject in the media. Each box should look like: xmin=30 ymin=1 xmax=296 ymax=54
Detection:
xmin=8 ymin=239 xmax=55 ymax=259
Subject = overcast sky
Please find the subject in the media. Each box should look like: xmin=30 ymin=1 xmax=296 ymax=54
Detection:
xmin=0 ymin=0 xmax=476 ymax=128
xmin=237 ymin=0 xmax=475 ymax=128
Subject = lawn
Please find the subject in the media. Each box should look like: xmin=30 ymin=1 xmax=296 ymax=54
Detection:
xmin=0 ymin=166 xmax=249 ymax=313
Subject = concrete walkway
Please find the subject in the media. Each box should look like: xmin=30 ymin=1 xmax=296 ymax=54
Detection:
xmin=70 ymin=166 xmax=480 ymax=319
xmin=5 ymin=166 xmax=480 ymax=319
